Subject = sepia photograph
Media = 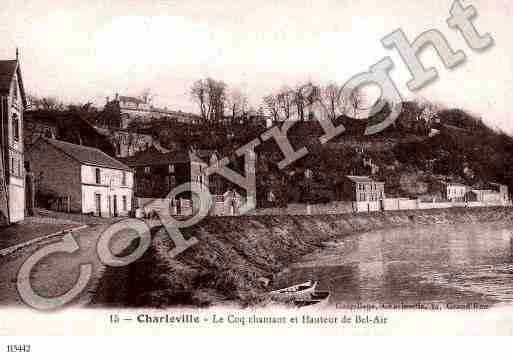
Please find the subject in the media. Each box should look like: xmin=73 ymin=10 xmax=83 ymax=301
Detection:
xmin=1 ymin=0 xmax=513 ymax=343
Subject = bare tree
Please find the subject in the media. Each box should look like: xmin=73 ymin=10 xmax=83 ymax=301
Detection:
xmin=227 ymin=88 xmax=248 ymax=122
xmin=319 ymin=83 xmax=341 ymax=122
xmin=191 ymin=80 xmax=208 ymax=122
xmin=276 ymin=87 xmax=293 ymax=121
xmin=293 ymin=85 xmax=306 ymax=122
xmin=139 ymin=88 xmax=155 ymax=104
xmin=304 ymin=83 xmax=321 ymax=121
xmin=27 ymin=94 xmax=65 ymax=111
xmin=346 ymin=88 xmax=366 ymax=117
xmin=263 ymin=94 xmax=280 ymax=124
xmin=190 ymin=78 xmax=227 ymax=125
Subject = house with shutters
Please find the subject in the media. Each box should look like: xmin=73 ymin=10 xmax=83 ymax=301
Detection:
xmin=0 ymin=51 xmax=27 ymax=225
xmin=338 ymin=176 xmax=386 ymax=202
xmin=26 ymin=137 xmax=134 ymax=217
xmin=120 ymin=147 xmax=221 ymax=199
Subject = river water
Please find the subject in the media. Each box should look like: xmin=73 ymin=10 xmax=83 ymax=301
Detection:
xmin=280 ymin=222 xmax=513 ymax=308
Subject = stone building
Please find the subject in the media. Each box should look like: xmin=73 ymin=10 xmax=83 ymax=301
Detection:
xmin=489 ymin=182 xmax=509 ymax=203
xmin=121 ymin=148 xmax=221 ymax=199
xmin=0 ymin=52 xmax=27 ymax=225
xmin=98 ymin=94 xmax=201 ymax=129
xmin=440 ymin=182 xmax=467 ymax=202
xmin=26 ymin=137 xmax=134 ymax=217
xmin=338 ymin=176 xmax=385 ymax=202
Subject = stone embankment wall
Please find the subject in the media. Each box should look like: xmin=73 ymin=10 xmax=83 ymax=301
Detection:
xmin=91 ymin=206 xmax=513 ymax=308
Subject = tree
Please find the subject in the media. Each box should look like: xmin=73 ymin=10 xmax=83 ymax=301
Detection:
xmin=139 ymin=88 xmax=155 ymax=104
xmin=227 ymin=88 xmax=248 ymax=122
xmin=319 ymin=83 xmax=342 ymax=122
xmin=347 ymin=88 xmax=365 ymax=117
xmin=190 ymin=78 xmax=227 ymax=125
xmin=293 ymin=85 xmax=306 ymax=122
xmin=27 ymin=95 xmax=65 ymax=111
xmin=191 ymin=80 xmax=208 ymax=122
xmin=263 ymin=94 xmax=280 ymax=124
xmin=276 ymin=87 xmax=293 ymax=121
xmin=304 ymin=83 xmax=321 ymax=121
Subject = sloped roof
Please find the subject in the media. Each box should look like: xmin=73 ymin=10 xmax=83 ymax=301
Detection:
xmin=0 ymin=60 xmax=17 ymax=93
xmin=38 ymin=137 xmax=131 ymax=171
xmin=118 ymin=96 xmax=146 ymax=105
xmin=0 ymin=59 xmax=27 ymax=107
xmin=442 ymin=181 xmax=466 ymax=187
xmin=346 ymin=175 xmax=383 ymax=183
xmin=120 ymin=148 xmax=190 ymax=167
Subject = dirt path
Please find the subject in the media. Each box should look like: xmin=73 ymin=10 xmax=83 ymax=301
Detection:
xmin=0 ymin=223 xmax=139 ymax=308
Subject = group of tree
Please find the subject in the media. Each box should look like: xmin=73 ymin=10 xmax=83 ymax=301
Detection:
xmin=262 ymin=82 xmax=366 ymax=125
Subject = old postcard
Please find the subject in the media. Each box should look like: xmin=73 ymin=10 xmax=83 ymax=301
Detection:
xmin=1 ymin=0 xmax=513 ymax=348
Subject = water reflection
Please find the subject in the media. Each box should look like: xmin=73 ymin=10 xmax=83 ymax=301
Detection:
xmin=280 ymin=223 xmax=513 ymax=306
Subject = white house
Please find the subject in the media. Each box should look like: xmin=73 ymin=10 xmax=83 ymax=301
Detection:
xmin=442 ymin=182 xmax=467 ymax=202
xmin=0 ymin=52 xmax=27 ymax=225
xmin=27 ymin=137 xmax=134 ymax=217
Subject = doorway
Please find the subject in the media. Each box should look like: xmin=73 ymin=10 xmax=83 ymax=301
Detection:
xmin=113 ymin=195 xmax=118 ymax=217
xmin=95 ymin=193 xmax=101 ymax=217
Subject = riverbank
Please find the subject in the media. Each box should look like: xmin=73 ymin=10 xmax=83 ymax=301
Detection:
xmin=90 ymin=206 xmax=513 ymax=308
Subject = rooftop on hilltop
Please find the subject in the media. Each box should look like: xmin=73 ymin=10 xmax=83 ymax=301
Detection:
xmin=346 ymin=175 xmax=384 ymax=183
xmin=118 ymin=96 xmax=147 ymax=105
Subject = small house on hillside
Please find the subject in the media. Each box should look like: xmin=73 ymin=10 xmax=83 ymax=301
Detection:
xmin=465 ymin=189 xmax=501 ymax=203
xmin=339 ymin=176 xmax=385 ymax=202
xmin=489 ymin=182 xmax=509 ymax=203
xmin=439 ymin=182 xmax=467 ymax=202
xmin=26 ymin=138 xmax=134 ymax=217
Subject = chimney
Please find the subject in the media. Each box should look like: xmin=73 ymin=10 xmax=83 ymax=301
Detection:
xmin=106 ymin=96 xmax=110 ymax=104
xmin=16 ymin=47 xmax=19 ymax=60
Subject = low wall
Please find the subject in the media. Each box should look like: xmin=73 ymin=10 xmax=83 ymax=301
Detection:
xmin=136 ymin=196 xmax=243 ymax=217
xmin=137 ymin=196 xmax=512 ymax=218
xmin=310 ymin=201 xmax=353 ymax=215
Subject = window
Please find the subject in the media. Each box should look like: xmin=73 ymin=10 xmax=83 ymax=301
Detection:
xmin=169 ymin=164 xmax=175 ymax=173
xmin=12 ymin=78 xmax=18 ymax=102
xmin=122 ymin=196 xmax=127 ymax=211
xmin=144 ymin=167 xmax=151 ymax=174
xmin=95 ymin=168 xmax=101 ymax=184
xmin=12 ymin=114 xmax=19 ymax=142
xmin=122 ymin=171 xmax=127 ymax=186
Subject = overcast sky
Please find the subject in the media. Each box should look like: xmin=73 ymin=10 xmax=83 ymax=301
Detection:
xmin=1 ymin=0 xmax=512 ymax=132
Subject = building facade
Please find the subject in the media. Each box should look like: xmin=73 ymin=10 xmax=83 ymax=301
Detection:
xmin=466 ymin=189 xmax=501 ymax=203
xmin=26 ymin=137 xmax=133 ymax=217
xmin=339 ymin=176 xmax=385 ymax=202
xmin=99 ymin=94 xmax=201 ymax=129
xmin=0 ymin=54 xmax=27 ymax=225
xmin=489 ymin=182 xmax=509 ymax=203
xmin=441 ymin=182 xmax=467 ymax=202
xmin=121 ymin=148 xmax=217 ymax=199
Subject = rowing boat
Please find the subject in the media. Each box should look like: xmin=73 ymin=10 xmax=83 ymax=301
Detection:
xmin=294 ymin=291 xmax=331 ymax=308
xmin=268 ymin=280 xmax=318 ymax=300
